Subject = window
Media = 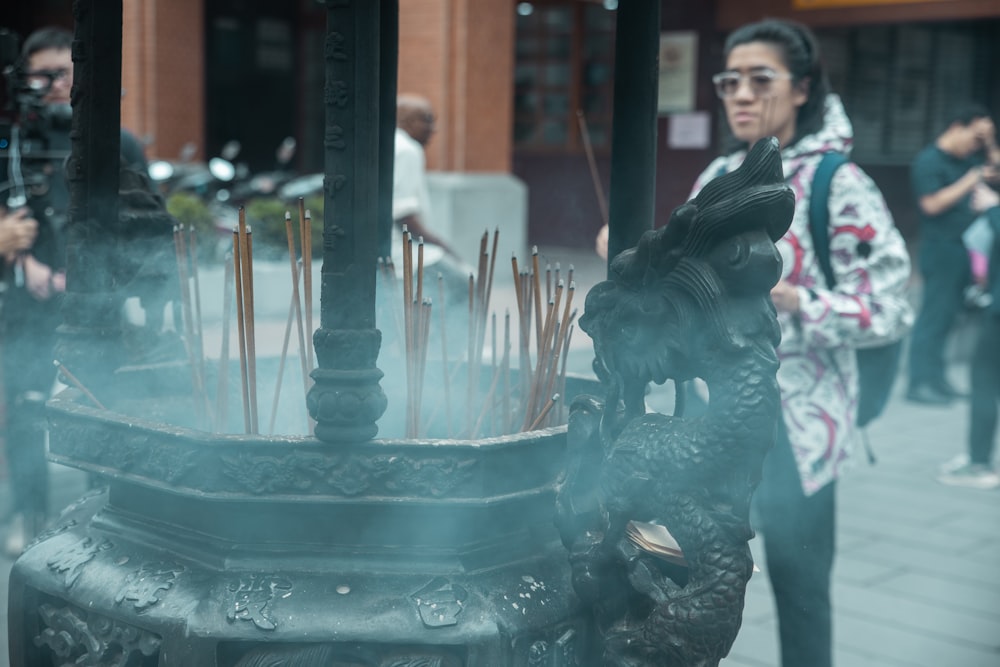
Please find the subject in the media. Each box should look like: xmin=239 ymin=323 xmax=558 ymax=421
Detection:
xmin=816 ymin=20 xmax=1000 ymax=165
xmin=513 ymin=1 xmax=617 ymax=153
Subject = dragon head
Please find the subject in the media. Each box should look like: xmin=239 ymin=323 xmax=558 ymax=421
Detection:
xmin=580 ymin=137 xmax=794 ymax=415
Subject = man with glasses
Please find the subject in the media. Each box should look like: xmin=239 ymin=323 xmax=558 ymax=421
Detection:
xmin=0 ymin=27 xmax=147 ymax=554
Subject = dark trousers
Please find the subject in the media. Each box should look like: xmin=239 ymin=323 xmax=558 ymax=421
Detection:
xmin=755 ymin=422 xmax=836 ymax=667
xmin=908 ymin=246 xmax=970 ymax=390
xmin=969 ymin=313 xmax=1000 ymax=465
xmin=2 ymin=297 xmax=60 ymax=533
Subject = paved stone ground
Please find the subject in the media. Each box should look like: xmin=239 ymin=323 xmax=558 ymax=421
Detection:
xmin=1 ymin=246 xmax=997 ymax=665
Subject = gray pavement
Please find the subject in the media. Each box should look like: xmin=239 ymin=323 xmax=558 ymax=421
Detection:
xmin=1 ymin=246 xmax=998 ymax=665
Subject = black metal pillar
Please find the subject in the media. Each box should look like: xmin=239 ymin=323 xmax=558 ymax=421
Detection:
xmin=606 ymin=0 xmax=661 ymax=269
xmin=55 ymin=0 xmax=124 ymax=394
xmin=307 ymin=0 xmax=388 ymax=442
xmin=377 ymin=0 xmax=398 ymax=261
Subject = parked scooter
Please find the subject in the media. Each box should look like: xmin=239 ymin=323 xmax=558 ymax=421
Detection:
xmin=224 ymin=136 xmax=298 ymax=206
xmin=147 ymin=140 xmax=242 ymax=200
xmin=149 ymin=137 xmax=304 ymax=260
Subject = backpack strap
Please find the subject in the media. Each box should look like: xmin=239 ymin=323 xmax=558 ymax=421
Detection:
xmin=808 ymin=151 xmax=850 ymax=289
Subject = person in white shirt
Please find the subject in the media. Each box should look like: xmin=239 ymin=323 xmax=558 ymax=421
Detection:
xmin=392 ymin=94 xmax=469 ymax=300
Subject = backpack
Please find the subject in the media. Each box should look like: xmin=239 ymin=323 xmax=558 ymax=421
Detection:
xmin=808 ymin=152 xmax=903 ymax=430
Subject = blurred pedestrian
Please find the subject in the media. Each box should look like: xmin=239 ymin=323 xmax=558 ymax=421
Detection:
xmin=687 ymin=19 xmax=912 ymax=667
xmin=0 ymin=27 xmax=146 ymax=555
xmin=906 ymin=104 xmax=1000 ymax=405
xmin=392 ymin=93 xmax=471 ymax=301
xmin=939 ymin=180 xmax=1000 ymax=489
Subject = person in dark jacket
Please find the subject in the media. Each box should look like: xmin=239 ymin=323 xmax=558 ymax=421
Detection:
xmin=0 ymin=27 xmax=147 ymax=555
xmin=906 ymin=105 xmax=1000 ymax=405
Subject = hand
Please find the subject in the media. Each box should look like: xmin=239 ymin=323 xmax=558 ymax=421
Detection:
xmin=971 ymin=183 xmax=1000 ymax=212
xmin=973 ymin=117 xmax=997 ymax=150
xmin=21 ymin=254 xmax=64 ymax=300
xmin=0 ymin=208 xmax=38 ymax=261
xmin=980 ymin=165 xmax=1000 ymax=186
xmin=770 ymin=280 xmax=801 ymax=314
xmin=595 ymin=224 xmax=609 ymax=260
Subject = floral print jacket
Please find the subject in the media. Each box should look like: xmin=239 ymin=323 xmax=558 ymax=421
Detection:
xmin=690 ymin=95 xmax=913 ymax=495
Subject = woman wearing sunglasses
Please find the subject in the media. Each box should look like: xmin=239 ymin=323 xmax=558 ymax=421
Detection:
xmin=687 ymin=19 xmax=913 ymax=667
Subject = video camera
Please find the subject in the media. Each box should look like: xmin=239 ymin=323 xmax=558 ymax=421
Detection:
xmin=0 ymin=27 xmax=71 ymax=210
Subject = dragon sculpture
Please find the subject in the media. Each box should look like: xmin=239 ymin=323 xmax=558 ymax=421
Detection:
xmin=555 ymin=137 xmax=794 ymax=666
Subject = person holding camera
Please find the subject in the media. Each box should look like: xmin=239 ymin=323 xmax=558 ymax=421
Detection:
xmin=0 ymin=27 xmax=146 ymax=555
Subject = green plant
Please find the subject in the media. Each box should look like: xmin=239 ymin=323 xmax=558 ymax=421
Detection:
xmin=244 ymin=196 xmax=325 ymax=259
xmin=165 ymin=192 xmax=224 ymax=263
xmin=165 ymin=192 xmax=215 ymax=237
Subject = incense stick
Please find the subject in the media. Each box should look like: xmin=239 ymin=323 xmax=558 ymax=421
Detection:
xmin=502 ymin=309 xmax=511 ymax=434
xmin=531 ymin=247 xmax=543 ymax=354
xmin=285 ymin=211 xmax=310 ymax=411
xmin=558 ymin=321 xmax=575 ymax=424
xmin=233 ymin=218 xmax=251 ymax=434
xmin=188 ymin=227 xmax=206 ymax=371
xmin=438 ymin=274 xmax=452 ymax=437
xmin=528 ymin=394 xmax=560 ymax=432
xmin=410 ymin=236 xmax=427 ymax=437
xmin=54 ymin=360 xmax=106 ymax=410
xmin=465 ymin=272 xmax=475 ymax=436
xmin=216 ymin=252 xmax=234 ymax=432
xmin=173 ymin=225 xmax=206 ymax=426
xmin=577 ymin=109 xmax=609 ymax=227
xmin=301 ymin=203 xmax=314 ymax=377
xmin=269 ymin=261 xmax=304 ymax=435
xmin=243 ymin=220 xmax=259 ymax=434
xmin=541 ymin=282 xmax=575 ymax=417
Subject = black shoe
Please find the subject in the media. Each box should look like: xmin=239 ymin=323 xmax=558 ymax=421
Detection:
xmin=906 ymin=384 xmax=953 ymax=406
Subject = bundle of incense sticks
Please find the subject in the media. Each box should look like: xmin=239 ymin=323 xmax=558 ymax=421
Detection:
xmin=397 ymin=226 xmax=435 ymax=438
xmin=232 ymin=208 xmax=258 ymax=434
xmin=383 ymin=229 xmax=576 ymax=439
xmin=173 ymin=224 xmax=211 ymax=428
xmin=511 ymin=248 xmax=577 ymax=430
xmin=518 ymin=251 xmax=577 ymax=431
xmin=466 ymin=229 xmax=499 ymax=436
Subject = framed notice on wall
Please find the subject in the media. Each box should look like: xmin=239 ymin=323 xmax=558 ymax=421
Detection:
xmin=658 ymin=31 xmax=698 ymax=115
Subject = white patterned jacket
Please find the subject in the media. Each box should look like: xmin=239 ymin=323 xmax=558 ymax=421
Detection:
xmin=689 ymin=95 xmax=913 ymax=496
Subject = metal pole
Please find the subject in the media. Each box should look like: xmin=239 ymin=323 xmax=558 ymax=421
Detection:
xmin=378 ymin=0 xmax=399 ymax=262
xmin=606 ymin=0 xmax=661 ymax=269
xmin=308 ymin=0 xmax=388 ymax=442
xmin=56 ymin=0 xmax=125 ymax=394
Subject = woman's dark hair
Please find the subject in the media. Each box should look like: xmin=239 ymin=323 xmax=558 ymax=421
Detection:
xmin=721 ymin=19 xmax=831 ymax=152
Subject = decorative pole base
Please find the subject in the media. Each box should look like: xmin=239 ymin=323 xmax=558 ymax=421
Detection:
xmin=307 ymin=328 xmax=387 ymax=442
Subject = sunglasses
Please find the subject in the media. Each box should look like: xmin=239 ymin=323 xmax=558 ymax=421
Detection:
xmin=712 ymin=68 xmax=793 ymax=99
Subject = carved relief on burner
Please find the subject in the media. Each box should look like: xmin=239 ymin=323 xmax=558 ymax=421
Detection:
xmin=115 ymin=561 xmax=185 ymax=612
xmin=224 ymin=574 xmax=293 ymax=631
xmin=46 ymin=537 xmax=113 ymax=588
xmin=34 ymin=602 xmax=161 ymax=666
